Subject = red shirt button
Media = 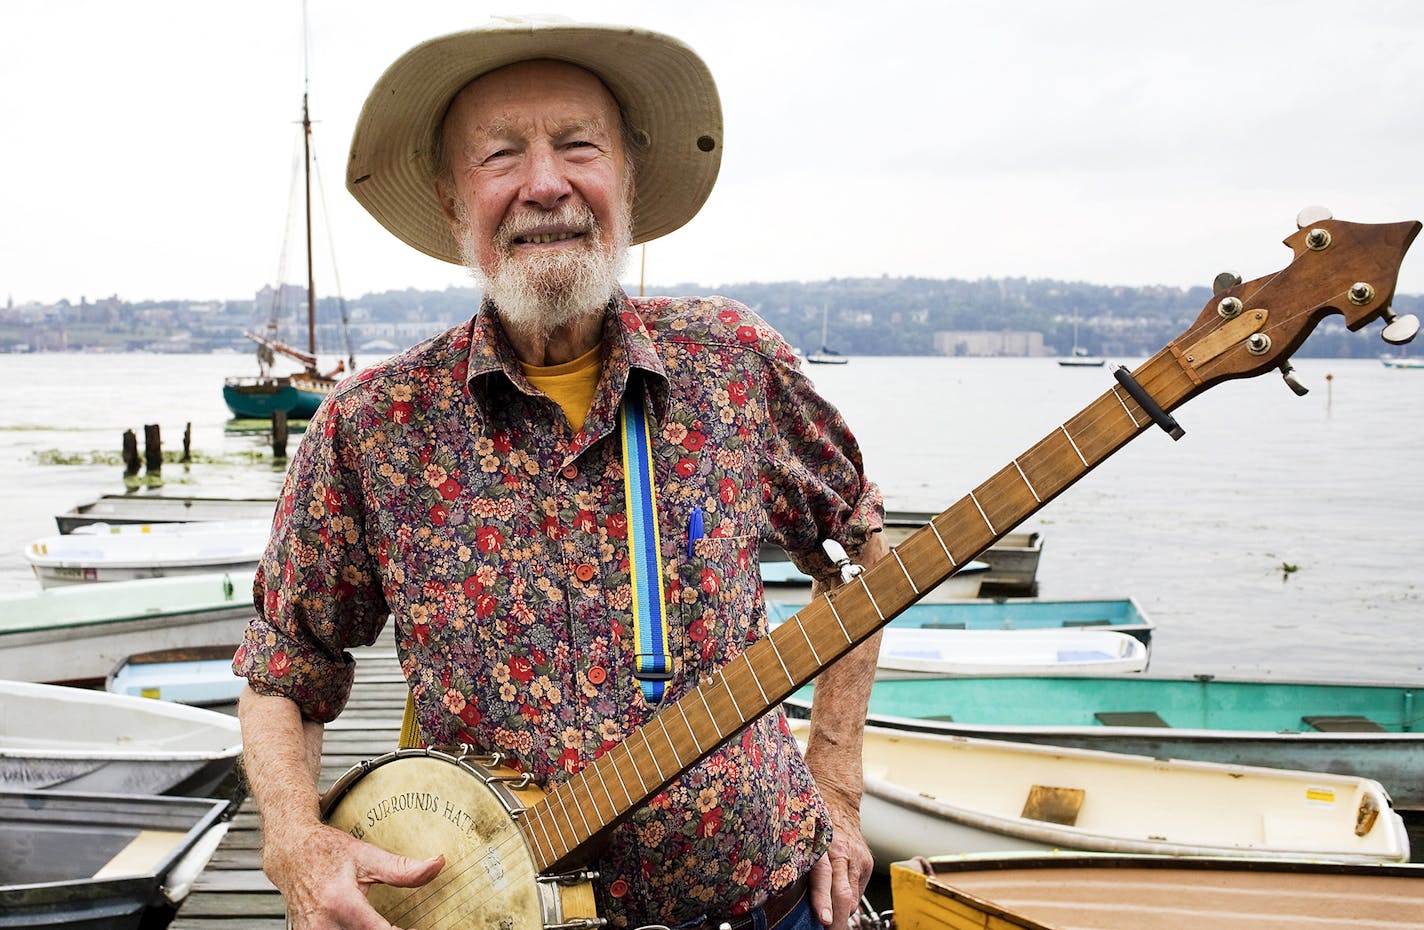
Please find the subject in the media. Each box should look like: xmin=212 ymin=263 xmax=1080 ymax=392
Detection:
xmin=561 ymin=464 xmax=578 ymax=480
xmin=609 ymin=878 xmax=628 ymax=898
xmin=575 ymin=563 xmax=596 ymax=582
xmin=587 ymin=665 xmax=607 ymax=685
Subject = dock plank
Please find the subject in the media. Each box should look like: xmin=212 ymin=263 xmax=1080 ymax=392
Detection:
xmin=171 ymin=631 xmax=404 ymax=929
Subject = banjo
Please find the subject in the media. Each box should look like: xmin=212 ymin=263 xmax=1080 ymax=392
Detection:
xmin=319 ymin=212 xmax=1419 ymax=929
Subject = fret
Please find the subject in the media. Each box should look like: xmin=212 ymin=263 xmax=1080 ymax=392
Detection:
xmin=968 ymin=491 xmax=996 ymax=534
xmin=561 ymin=778 xmax=594 ymax=840
xmin=546 ymin=789 xmax=573 ymax=854
xmin=1111 ymin=385 xmax=1143 ymax=426
xmin=1013 ymin=459 xmax=1042 ymax=503
xmin=793 ymin=617 xmax=824 ymax=664
xmin=740 ymin=652 xmax=771 ymax=705
xmin=1017 ymin=431 xmax=1083 ymax=500
xmin=675 ymin=702 xmax=704 ymax=754
xmin=529 ymin=806 xmax=556 ymax=865
xmin=638 ymin=729 xmax=666 ymax=783
xmin=1059 ymin=425 xmax=1089 ymax=467
xmin=822 ymin=595 xmax=853 ymax=643
xmin=620 ymin=739 xmax=651 ymax=794
xmin=889 ymin=546 xmax=921 ymax=592
xmin=656 ymin=716 xmax=684 ymax=769
xmin=856 ymin=576 xmax=885 ymax=622
xmin=696 ymin=684 xmax=726 ymax=741
xmin=926 ymin=519 xmax=958 ymax=565
xmin=765 ymin=632 xmax=796 ymax=685
xmin=608 ymin=748 xmax=634 ymax=807
xmin=720 ymin=671 xmax=746 ymax=722
xmin=590 ymin=756 xmax=619 ymax=814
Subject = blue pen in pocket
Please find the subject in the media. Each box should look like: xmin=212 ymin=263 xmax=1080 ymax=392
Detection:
xmin=686 ymin=506 xmax=704 ymax=558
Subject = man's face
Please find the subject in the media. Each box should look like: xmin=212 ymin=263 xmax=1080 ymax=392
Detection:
xmin=439 ymin=60 xmax=632 ymax=331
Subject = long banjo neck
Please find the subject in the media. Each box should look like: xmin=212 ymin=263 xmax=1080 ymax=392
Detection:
xmin=517 ymin=215 xmax=1420 ymax=873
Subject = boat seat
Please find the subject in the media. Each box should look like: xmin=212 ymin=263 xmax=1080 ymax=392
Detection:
xmin=1021 ymin=785 xmax=1084 ymax=826
xmin=1302 ymin=715 xmax=1388 ymax=732
xmin=1094 ymin=711 xmax=1170 ymax=727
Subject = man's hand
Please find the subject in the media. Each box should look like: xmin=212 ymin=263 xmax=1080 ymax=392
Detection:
xmin=807 ymin=792 xmax=873 ymax=929
xmin=268 ymin=819 xmax=444 ymax=930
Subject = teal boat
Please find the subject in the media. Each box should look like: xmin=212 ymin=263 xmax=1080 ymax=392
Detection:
xmin=785 ymin=674 xmax=1424 ymax=809
xmin=767 ymin=597 xmax=1154 ymax=646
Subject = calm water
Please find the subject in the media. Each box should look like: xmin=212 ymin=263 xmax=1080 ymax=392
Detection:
xmin=0 ymin=351 xmax=1419 ymax=682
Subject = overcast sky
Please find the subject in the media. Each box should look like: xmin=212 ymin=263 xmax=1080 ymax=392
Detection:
xmin=4 ymin=0 xmax=1423 ymax=308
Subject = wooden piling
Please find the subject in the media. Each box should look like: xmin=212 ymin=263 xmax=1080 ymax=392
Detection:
xmin=182 ymin=422 xmax=193 ymax=464
xmin=272 ymin=411 xmax=289 ymax=459
xmin=144 ymin=424 xmax=163 ymax=487
xmin=122 ymin=429 xmax=141 ymax=490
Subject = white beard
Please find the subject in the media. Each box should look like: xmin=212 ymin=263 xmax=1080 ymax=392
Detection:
xmin=457 ymin=199 xmax=631 ymax=340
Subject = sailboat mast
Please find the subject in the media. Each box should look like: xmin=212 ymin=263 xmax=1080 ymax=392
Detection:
xmin=302 ymin=91 xmax=316 ymax=362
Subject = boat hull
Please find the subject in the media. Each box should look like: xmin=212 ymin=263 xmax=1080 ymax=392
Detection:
xmin=790 ymin=720 xmax=1410 ymax=870
xmin=0 ymin=572 xmax=255 ymax=685
xmin=0 ymin=791 xmax=230 ymax=930
xmin=890 ymin=854 xmax=1424 ymax=930
xmin=786 ymin=673 xmax=1424 ymax=809
xmin=0 ymin=679 xmax=243 ymax=797
xmin=222 ymin=376 xmax=327 ymax=419
xmin=55 ymin=494 xmax=276 ymax=534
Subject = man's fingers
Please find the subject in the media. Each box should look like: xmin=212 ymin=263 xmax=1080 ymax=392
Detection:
xmin=360 ymin=852 xmax=446 ymax=890
xmin=809 ymin=853 xmax=834 ymax=926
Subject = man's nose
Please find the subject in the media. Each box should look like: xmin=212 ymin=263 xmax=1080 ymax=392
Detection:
xmin=520 ymin=147 xmax=572 ymax=209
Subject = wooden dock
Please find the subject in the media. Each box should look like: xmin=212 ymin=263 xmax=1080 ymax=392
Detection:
xmin=171 ymin=630 xmax=407 ymax=929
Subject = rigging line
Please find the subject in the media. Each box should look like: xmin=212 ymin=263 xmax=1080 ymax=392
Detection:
xmin=310 ymin=151 xmax=357 ymax=368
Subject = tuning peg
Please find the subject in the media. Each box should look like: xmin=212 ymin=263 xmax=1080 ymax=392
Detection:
xmin=1212 ymin=271 xmax=1242 ymax=296
xmin=1279 ymin=360 xmax=1309 ymax=396
xmin=1296 ymin=205 xmax=1333 ymax=228
xmin=1380 ymin=306 xmax=1421 ymax=346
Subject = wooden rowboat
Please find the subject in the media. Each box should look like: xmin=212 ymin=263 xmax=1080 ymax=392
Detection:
xmin=107 ymin=645 xmax=247 ymax=707
xmin=53 ymin=494 xmax=276 ymax=534
xmin=0 ymin=790 xmax=231 ymax=929
xmin=875 ymin=627 xmax=1149 ymax=676
xmin=784 ymin=672 xmax=1424 ymax=809
xmin=768 ymin=597 xmax=1155 ymax=645
xmin=25 ymin=521 xmax=266 ymax=588
xmin=889 ymin=853 xmax=1424 ymax=930
xmin=0 ymin=679 xmax=242 ymax=797
xmin=0 ymin=571 xmax=255 ymax=685
xmin=786 ymin=720 xmax=1410 ymax=869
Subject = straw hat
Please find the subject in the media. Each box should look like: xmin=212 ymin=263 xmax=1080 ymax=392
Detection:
xmin=346 ymin=16 xmax=723 ymax=264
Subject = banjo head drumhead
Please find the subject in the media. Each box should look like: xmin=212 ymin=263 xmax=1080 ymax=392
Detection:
xmin=322 ymin=751 xmax=547 ymax=928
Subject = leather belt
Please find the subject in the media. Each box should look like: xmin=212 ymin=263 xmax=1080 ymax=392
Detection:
xmin=716 ymin=874 xmax=810 ymax=930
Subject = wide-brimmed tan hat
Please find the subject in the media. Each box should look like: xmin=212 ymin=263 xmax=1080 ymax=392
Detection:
xmin=346 ymin=16 xmax=723 ymax=264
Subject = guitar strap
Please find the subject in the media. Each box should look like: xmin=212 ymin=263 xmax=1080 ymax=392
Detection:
xmin=398 ymin=384 xmax=671 ymax=748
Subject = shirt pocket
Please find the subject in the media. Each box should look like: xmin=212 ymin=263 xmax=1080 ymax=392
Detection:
xmin=669 ymin=532 xmax=762 ymax=695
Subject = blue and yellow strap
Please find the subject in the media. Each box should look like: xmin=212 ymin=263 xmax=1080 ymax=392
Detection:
xmin=620 ymin=388 xmax=672 ymax=704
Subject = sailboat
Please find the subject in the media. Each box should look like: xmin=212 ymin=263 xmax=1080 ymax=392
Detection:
xmin=806 ymin=305 xmax=849 ymax=365
xmin=223 ymin=23 xmax=355 ymax=420
xmin=1057 ymin=315 xmax=1104 ymax=367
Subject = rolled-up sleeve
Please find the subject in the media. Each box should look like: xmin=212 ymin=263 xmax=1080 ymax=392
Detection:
xmin=761 ymin=358 xmax=883 ymax=582
xmin=232 ymin=395 xmax=389 ymax=722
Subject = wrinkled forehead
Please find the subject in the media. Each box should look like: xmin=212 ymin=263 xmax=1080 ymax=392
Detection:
xmin=441 ymin=59 xmax=624 ymax=142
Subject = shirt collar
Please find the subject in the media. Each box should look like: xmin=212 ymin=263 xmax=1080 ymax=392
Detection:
xmin=463 ymin=289 xmax=669 ymax=428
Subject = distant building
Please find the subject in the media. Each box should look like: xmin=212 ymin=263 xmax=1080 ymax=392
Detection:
xmin=933 ymin=330 xmax=1046 ymax=357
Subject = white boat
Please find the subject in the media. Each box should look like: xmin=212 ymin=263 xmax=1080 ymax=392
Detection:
xmin=0 ymin=789 xmax=231 ymax=929
xmin=54 ymin=493 xmax=276 ymax=534
xmin=0 ymin=679 xmax=242 ymax=797
xmin=107 ymin=645 xmax=247 ymax=707
xmin=0 ymin=571 xmax=255 ymax=685
xmin=24 ymin=520 xmax=266 ymax=587
xmin=876 ymin=627 xmax=1149 ymax=676
xmin=761 ymin=559 xmax=989 ymax=599
xmin=785 ymin=720 xmax=1409 ymax=869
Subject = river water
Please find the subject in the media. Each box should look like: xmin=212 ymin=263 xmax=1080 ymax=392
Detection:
xmin=0 ymin=351 xmax=1420 ymax=684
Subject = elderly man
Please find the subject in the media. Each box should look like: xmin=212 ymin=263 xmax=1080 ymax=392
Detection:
xmin=235 ymin=18 xmax=886 ymax=930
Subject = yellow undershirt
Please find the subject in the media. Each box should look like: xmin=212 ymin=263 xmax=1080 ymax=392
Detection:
xmin=521 ymin=344 xmax=603 ymax=433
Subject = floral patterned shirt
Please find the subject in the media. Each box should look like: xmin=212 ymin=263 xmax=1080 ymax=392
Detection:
xmin=234 ymin=291 xmax=882 ymax=927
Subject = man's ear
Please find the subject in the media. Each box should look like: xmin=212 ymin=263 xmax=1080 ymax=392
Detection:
xmin=435 ymin=181 xmax=463 ymax=237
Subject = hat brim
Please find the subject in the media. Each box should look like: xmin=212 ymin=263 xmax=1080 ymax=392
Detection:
xmin=346 ymin=21 xmax=723 ymax=265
